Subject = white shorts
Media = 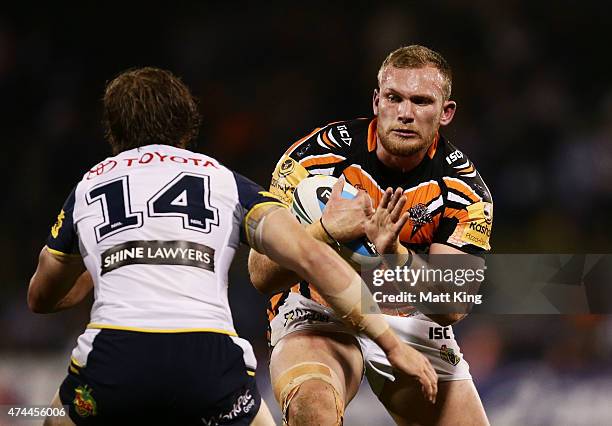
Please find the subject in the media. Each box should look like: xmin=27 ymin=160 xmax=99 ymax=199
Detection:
xmin=270 ymin=293 xmax=471 ymax=394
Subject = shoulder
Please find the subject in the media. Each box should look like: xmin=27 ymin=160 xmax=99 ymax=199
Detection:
xmin=282 ymin=118 xmax=371 ymax=162
xmin=437 ymin=137 xmax=492 ymax=204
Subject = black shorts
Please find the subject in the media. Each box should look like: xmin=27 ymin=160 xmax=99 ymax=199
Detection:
xmin=59 ymin=329 xmax=261 ymax=425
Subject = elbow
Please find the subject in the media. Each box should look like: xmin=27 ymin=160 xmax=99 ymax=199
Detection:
xmin=27 ymin=291 xmax=51 ymax=314
xmin=27 ymin=278 xmax=52 ymax=314
xmin=248 ymin=269 xmax=268 ymax=295
xmin=247 ymin=250 xmax=276 ymax=296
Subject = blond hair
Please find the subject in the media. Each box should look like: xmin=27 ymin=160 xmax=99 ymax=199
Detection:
xmin=378 ymin=45 xmax=452 ymax=100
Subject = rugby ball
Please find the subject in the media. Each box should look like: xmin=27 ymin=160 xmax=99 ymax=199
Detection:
xmin=291 ymin=175 xmax=382 ymax=269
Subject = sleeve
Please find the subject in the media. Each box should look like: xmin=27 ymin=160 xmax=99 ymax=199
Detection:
xmin=434 ymin=169 xmax=493 ymax=255
xmin=232 ymin=171 xmax=287 ymax=245
xmin=46 ymin=186 xmax=81 ymax=257
xmin=269 ymin=123 xmax=350 ymax=204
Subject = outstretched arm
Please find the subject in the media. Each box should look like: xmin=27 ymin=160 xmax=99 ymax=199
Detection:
xmin=246 ymin=205 xmax=438 ymax=403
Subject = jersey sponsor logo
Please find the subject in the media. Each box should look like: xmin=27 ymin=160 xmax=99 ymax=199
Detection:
xmin=87 ymin=160 xmax=117 ymax=179
xmin=101 ymin=240 xmax=215 ymax=275
xmin=270 ymin=156 xmax=310 ymax=205
xmin=428 ymin=326 xmax=451 ymax=339
xmin=86 ymin=153 xmax=218 ymax=180
xmin=336 ymin=124 xmax=352 ymax=146
xmin=202 ymin=389 xmax=256 ymax=425
xmin=283 ymin=307 xmax=330 ymax=327
xmin=73 ymin=385 xmax=97 ymax=418
xmin=51 ymin=209 xmax=65 ymax=239
xmin=460 ymin=202 xmax=493 ymax=250
xmin=445 ymin=150 xmax=464 ymax=165
xmin=279 ymin=158 xmax=296 ymax=177
xmin=439 ymin=344 xmax=461 ymax=366
xmin=121 ymin=152 xmax=219 ymax=168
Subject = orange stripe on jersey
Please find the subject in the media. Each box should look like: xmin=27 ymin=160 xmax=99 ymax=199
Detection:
xmin=342 ymin=165 xmax=384 ymax=201
xmin=287 ymin=127 xmax=322 ymax=157
xmin=322 ymin=131 xmax=336 ymax=148
xmin=457 ymin=165 xmax=475 ymax=174
xmin=367 ymin=119 xmax=377 ymax=152
xmin=267 ymin=293 xmax=284 ymax=321
xmin=299 ymin=154 xmax=346 ymax=169
xmin=427 ymin=133 xmax=439 ymax=159
xmin=443 ymin=206 xmax=470 ymax=222
xmin=443 ymin=177 xmax=481 ymax=203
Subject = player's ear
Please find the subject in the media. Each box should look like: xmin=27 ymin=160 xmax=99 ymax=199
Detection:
xmin=440 ymin=100 xmax=457 ymax=126
xmin=373 ymin=89 xmax=380 ymax=116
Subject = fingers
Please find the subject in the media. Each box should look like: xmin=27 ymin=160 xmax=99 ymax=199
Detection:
xmin=379 ymin=187 xmax=393 ymax=209
xmin=377 ymin=187 xmax=406 ymax=223
xmin=360 ymin=191 xmax=375 ymax=216
xmin=330 ymin=175 xmax=345 ymax=201
xmin=424 ymin=360 xmax=438 ymax=403
xmin=394 ymin=211 xmax=411 ymax=233
xmin=389 ymin=191 xmax=406 ymax=222
xmin=419 ymin=362 xmax=438 ymax=404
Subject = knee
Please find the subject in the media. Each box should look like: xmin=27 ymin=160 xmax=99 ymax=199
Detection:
xmin=287 ymin=380 xmax=343 ymax=426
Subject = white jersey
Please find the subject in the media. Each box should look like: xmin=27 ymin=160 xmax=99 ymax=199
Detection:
xmin=47 ymin=144 xmax=284 ymax=335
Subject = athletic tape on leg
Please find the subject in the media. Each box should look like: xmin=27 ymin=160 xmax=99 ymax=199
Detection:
xmin=273 ymin=362 xmax=344 ymax=426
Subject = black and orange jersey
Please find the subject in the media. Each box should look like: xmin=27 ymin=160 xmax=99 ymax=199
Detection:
xmin=267 ymin=118 xmax=493 ymax=321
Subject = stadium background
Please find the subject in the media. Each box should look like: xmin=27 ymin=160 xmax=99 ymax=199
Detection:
xmin=2 ymin=2 xmax=611 ymax=424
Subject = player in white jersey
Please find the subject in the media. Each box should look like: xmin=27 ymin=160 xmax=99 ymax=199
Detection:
xmin=28 ymin=67 xmax=438 ymax=425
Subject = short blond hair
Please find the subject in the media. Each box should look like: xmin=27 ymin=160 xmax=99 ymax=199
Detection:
xmin=377 ymin=45 xmax=453 ymax=100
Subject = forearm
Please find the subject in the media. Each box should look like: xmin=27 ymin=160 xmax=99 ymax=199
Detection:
xmin=248 ymin=219 xmax=337 ymax=295
xmin=254 ymin=208 xmax=398 ymax=353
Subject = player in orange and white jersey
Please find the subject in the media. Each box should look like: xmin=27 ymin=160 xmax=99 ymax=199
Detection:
xmin=250 ymin=45 xmax=491 ymax=425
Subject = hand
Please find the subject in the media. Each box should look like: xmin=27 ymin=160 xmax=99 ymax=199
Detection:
xmin=320 ymin=176 xmax=374 ymax=243
xmin=386 ymin=342 xmax=438 ymax=404
xmin=365 ymin=187 xmax=410 ymax=254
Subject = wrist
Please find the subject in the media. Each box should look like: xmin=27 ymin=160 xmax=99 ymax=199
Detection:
xmin=384 ymin=243 xmax=412 ymax=268
xmin=375 ymin=327 xmax=401 ymax=354
xmin=307 ymin=219 xmax=338 ymax=246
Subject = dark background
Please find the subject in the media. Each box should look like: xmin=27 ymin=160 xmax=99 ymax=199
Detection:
xmin=2 ymin=2 xmax=611 ymax=424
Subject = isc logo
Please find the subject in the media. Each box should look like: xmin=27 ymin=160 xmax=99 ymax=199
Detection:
xmin=445 ymin=150 xmax=463 ymax=164
xmin=428 ymin=326 xmax=451 ymax=339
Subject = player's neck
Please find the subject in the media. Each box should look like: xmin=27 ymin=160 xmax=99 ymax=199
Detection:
xmin=375 ymin=140 xmax=427 ymax=173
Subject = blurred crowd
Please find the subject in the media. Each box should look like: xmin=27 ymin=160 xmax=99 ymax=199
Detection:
xmin=1 ymin=2 xmax=611 ymax=423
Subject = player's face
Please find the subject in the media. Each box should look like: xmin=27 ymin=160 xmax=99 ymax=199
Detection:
xmin=373 ymin=66 xmax=456 ymax=157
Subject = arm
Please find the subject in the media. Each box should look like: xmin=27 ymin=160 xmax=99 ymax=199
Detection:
xmin=28 ymin=247 xmax=87 ymax=313
xmin=247 ymin=205 xmax=438 ymax=402
xmin=248 ymin=176 xmax=373 ymax=295
xmin=248 ymin=219 xmax=335 ymax=295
